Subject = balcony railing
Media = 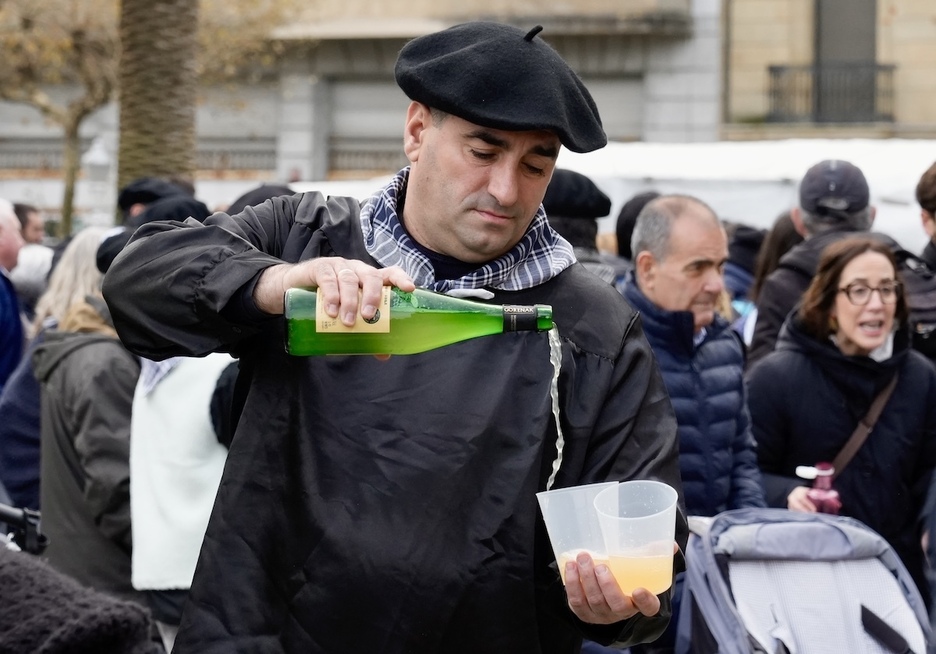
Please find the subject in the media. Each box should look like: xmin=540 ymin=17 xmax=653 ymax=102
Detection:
xmin=767 ymin=63 xmax=895 ymax=123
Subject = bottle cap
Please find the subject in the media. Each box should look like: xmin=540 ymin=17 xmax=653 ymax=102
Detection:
xmin=795 ymin=465 xmax=818 ymax=480
xmin=795 ymin=464 xmax=835 ymax=480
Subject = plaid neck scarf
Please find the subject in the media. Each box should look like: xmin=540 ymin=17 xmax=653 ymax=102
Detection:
xmin=359 ymin=168 xmax=575 ymax=294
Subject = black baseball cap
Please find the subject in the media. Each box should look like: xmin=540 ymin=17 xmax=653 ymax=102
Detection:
xmin=799 ymin=160 xmax=870 ymax=218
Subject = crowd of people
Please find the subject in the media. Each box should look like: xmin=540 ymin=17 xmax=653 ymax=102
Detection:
xmin=1 ymin=18 xmax=936 ymax=654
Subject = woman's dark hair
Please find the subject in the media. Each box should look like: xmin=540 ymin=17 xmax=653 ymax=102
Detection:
xmin=749 ymin=211 xmax=803 ymax=302
xmin=798 ymin=237 xmax=908 ymax=341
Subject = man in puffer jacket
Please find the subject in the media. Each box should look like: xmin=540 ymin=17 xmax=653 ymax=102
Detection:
xmin=609 ymin=194 xmax=765 ymax=654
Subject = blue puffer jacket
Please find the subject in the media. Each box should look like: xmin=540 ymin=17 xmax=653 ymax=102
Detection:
xmin=622 ymin=277 xmax=766 ymax=516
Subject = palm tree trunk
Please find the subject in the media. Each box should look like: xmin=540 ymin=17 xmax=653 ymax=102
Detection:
xmin=117 ymin=0 xmax=199 ymax=195
xmin=59 ymin=118 xmax=82 ymax=238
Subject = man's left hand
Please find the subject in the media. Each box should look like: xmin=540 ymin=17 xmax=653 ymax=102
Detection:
xmin=563 ymin=551 xmax=661 ymax=624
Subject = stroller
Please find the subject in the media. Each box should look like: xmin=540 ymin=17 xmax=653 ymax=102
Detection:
xmin=677 ymin=508 xmax=931 ymax=654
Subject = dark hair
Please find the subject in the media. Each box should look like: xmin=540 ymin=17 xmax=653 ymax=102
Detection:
xmin=749 ymin=211 xmax=804 ymax=302
xmin=916 ymin=161 xmax=936 ymax=216
xmin=548 ymin=215 xmax=598 ymax=249
xmin=615 ymin=191 xmax=659 ymax=260
xmin=798 ymin=237 xmax=908 ymax=341
xmin=13 ymin=203 xmax=39 ymax=230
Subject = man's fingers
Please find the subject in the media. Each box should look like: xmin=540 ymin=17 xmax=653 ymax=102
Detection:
xmin=335 ymin=267 xmax=362 ymax=325
xmin=381 ymin=265 xmax=416 ymax=292
xmin=630 ymin=587 xmax=661 ymax=617
xmin=284 ymin=258 xmax=416 ymax=325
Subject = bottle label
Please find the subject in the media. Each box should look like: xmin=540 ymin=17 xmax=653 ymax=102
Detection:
xmin=503 ymin=305 xmax=538 ymax=332
xmin=316 ymin=286 xmax=391 ymax=333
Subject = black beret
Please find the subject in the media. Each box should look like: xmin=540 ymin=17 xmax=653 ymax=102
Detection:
xmin=117 ymin=177 xmax=189 ymax=213
xmin=615 ymin=191 xmax=660 ymax=260
xmin=728 ymin=225 xmax=767 ymax=275
xmin=542 ymin=169 xmax=611 ymax=220
xmin=395 ymin=22 xmax=606 ymax=153
xmin=226 ymin=184 xmax=294 ymax=215
xmin=96 ymin=228 xmax=132 ymax=274
xmin=125 ymin=195 xmax=211 ymax=230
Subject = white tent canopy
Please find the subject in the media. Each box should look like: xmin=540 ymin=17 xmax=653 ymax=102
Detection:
xmin=557 ymin=138 xmax=936 ymax=255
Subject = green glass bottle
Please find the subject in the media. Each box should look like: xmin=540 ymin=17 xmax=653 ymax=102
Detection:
xmin=285 ymin=286 xmax=553 ymax=355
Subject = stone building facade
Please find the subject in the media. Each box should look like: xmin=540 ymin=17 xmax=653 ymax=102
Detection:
xmin=724 ymin=0 xmax=936 ymax=139
xmin=0 ymin=0 xmax=723 ymax=196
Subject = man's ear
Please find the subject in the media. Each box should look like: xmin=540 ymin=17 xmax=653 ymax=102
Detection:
xmin=921 ymin=209 xmax=936 ymax=239
xmin=868 ymin=205 xmax=876 ymax=227
xmin=403 ymin=101 xmax=431 ymax=163
xmin=790 ymin=207 xmax=808 ymax=237
xmin=634 ymin=251 xmax=656 ymax=290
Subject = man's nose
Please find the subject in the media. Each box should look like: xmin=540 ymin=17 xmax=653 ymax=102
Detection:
xmin=487 ymin=162 xmax=520 ymax=207
xmin=703 ymin=268 xmax=724 ymax=293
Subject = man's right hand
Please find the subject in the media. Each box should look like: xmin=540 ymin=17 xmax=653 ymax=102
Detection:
xmin=253 ymin=258 xmax=415 ymax=323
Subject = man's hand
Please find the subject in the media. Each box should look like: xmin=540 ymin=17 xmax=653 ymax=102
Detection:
xmin=253 ymin=258 xmax=415 ymax=322
xmin=563 ymin=551 xmax=661 ymax=624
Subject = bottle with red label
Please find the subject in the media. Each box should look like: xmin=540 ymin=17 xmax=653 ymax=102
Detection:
xmin=795 ymin=462 xmax=842 ymax=515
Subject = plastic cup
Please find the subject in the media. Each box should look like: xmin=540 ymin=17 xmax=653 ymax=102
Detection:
xmin=536 ymin=481 xmax=618 ymax=585
xmin=592 ymin=480 xmax=678 ymax=595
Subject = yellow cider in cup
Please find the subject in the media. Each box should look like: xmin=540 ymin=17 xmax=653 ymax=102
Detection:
xmin=558 ymin=548 xmax=673 ymax=595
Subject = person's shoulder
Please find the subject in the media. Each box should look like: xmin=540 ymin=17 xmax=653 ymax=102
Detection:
xmin=902 ymin=349 xmax=936 ymax=383
xmin=292 ymin=191 xmax=361 ymax=226
xmin=521 ymin=264 xmax=638 ymax=358
xmin=745 ymin=344 xmax=806 ymax=382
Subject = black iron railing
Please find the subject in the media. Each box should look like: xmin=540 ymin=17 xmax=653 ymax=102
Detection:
xmin=767 ymin=63 xmax=895 ymax=123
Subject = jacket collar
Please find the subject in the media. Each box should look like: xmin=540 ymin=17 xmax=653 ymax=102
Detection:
xmin=621 ymin=272 xmax=725 ymax=358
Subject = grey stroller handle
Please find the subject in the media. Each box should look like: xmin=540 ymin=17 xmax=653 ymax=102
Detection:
xmin=0 ymin=502 xmax=48 ymax=555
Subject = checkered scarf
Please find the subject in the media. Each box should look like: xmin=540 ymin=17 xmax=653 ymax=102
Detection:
xmin=359 ymin=168 xmax=575 ymax=293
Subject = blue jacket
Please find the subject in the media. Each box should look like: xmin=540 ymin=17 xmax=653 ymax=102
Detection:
xmin=0 ymin=334 xmax=45 ymax=510
xmin=0 ymin=272 xmax=23 ymax=397
xmin=622 ymin=276 xmax=766 ymax=516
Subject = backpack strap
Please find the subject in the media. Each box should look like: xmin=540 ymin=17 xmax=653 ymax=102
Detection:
xmin=831 ymin=373 xmax=898 ymax=480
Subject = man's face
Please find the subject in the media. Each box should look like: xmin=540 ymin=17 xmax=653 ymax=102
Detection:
xmin=0 ymin=213 xmax=24 ymax=271
xmin=401 ymin=103 xmax=560 ymax=263
xmin=22 ymin=210 xmax=44 ymax=244
xmin=637 ymin=207 xmax=728 ymax=332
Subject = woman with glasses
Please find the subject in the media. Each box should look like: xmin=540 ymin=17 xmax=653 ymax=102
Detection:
xmin=747 ymin=236 xmax=936 ymax=603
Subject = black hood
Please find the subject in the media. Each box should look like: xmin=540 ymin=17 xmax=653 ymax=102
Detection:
xmin=775 ymin=312 xmax=908 ymax=410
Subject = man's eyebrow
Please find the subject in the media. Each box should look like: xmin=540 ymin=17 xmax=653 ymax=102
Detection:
xmin=464 ymin=129 xmax=560 ymax=159
xmin=686 ymin=256 xmax=728 ymax=269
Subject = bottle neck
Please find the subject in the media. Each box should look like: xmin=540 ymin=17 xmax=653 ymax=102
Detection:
xmin=502 ymin=305 xmax=553 ymax=332
xmin=814 ymin=475 xmax=833 ymax=490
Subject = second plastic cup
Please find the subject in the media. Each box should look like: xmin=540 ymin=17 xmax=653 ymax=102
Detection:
xmin=593 ymin=479 xmax=678 ymax=595
xmin=536 ymin=481 xmax=617 ymax=585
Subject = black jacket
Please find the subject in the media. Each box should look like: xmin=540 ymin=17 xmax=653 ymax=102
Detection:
xmin=747 ymin=317 xmax=936 ymax=600
xmin=922 ymin=240 xmax=936 ymax=271
xmin=102 ymin=192 xmax=687 ymax=654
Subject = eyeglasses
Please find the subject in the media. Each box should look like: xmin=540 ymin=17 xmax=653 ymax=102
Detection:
xmin=837 ymin=282 xmax=901 ymax=305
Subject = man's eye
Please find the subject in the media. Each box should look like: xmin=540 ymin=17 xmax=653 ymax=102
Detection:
xmin=524 ymin=163 xmax=546 ymax=176
xmin=470 ymin=149 xmax=495 ymax=161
